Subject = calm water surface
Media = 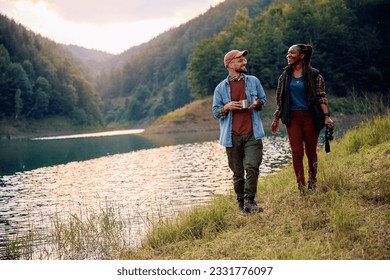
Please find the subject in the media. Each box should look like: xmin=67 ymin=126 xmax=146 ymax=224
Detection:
xmin=0 ymin=130 xmax=291 ymax=259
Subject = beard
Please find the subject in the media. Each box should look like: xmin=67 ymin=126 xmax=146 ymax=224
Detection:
xmin=236 ymin=66 xmax=247 ymax=73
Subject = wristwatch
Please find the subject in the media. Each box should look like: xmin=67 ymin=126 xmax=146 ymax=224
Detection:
xmin=324 ymin=112 xmax=331 ymax=117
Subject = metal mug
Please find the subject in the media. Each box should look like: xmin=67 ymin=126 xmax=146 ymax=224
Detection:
xmin=240 ymin=99 xmax=248 ymax=109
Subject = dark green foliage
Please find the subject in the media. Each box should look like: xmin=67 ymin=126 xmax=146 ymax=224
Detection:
xmin=0 ymin=14 xmax=103 ymax=125
xmin=188 ymin=0 xmax=390 ymax=98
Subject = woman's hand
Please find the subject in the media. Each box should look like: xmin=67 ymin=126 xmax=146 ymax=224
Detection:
xmin=325 ymin=116 xmax=335 ymax=129
xmin=271 ymin=118 xmax=279 ymax=134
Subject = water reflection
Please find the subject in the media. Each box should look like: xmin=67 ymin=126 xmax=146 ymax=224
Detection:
xmin=0 ymin=136 xmax=290 ymax=259
xmin=0 ymin=130 xmax=221 ymax=176
xmin=31 ymin=129 xmax=145 ymax=140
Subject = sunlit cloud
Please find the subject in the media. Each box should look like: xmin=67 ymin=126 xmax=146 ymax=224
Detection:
xmin=0 ymin=0 xmax=224 ymax=54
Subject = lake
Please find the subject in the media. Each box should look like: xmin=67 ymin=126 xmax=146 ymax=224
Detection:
xmin=0 ymin=129 xmax=291 ymax=259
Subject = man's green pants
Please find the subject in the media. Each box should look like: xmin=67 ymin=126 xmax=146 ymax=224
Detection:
xmin=226 ymin=133 xmax=263 ymax=201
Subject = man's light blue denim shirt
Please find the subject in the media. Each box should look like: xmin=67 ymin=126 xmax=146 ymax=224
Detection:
xmin=212 ymin=74 xmax=267 ymax=147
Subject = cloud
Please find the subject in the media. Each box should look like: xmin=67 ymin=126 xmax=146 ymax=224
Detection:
xmin=0 ymin=0 xmax=223 ymax=54
xmin=2 ymin=0 xmax=221 ymax=23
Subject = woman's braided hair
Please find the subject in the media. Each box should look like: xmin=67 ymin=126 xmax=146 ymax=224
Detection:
xmin=294 ymin=44 xmax=315 ymax=101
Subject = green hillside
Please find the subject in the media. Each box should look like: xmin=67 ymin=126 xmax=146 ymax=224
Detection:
xmin=0 ymin=14 xmax=104 ymax=126
xmin=102 ymin=0 xmax=390 ymax=125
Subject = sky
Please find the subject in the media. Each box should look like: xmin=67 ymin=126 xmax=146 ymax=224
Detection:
xmin=0 ymin=0 xmax=224 ymax=54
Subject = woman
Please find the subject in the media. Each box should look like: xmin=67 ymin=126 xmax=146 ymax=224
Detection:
xmin=271 ymin=44 xmax=335 ymax=195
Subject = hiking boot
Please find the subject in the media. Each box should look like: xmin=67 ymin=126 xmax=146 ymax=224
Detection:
xmin=238 ymin=198 xmax=246 ymax=214
xmin=298 ymin=184 xmax=306 ymax=196
xmin=308 ymin=181 xmax=317 ymax=191
xmin=244 ymin=199 xmax=263 ymax=213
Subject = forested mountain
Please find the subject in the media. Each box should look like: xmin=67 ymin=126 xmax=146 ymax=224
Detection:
xmin=0 ymin=14 xmax=104 ymax=125
xmin=0 ymin=0 xmax=389 ymax=129
xmin=100 ymin=0 xmax=390 ymax=125
xmin=98 ymin=0 xmax=272 ymax=125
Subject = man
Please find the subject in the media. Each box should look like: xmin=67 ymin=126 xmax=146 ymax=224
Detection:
xmin=212 ymin=49 xmax=267 ymax=213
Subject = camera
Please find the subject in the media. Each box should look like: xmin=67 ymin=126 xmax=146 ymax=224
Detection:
xmin=325 ymin=124 xmax=334 ymax=141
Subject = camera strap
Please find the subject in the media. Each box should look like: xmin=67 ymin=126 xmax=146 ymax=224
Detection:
xmin=325 ymin=139 xmax=330 ymax=153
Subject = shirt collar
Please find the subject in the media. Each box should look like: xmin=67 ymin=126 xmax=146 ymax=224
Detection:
xmin=228 ymin=73 xmax=245 ymax=82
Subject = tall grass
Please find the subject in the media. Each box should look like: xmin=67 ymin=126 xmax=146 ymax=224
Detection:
xmin=145 ymin=196 xmax=234 ymax=249
xmin=338 ymin=113 xmax=390 ymax=153
xmin=50 ymin=205 xmax=128 ymax=259
xmin=2 ymin=229 xmax=37 ymax=260
xmin=1 ymin=203 xmax=130 ymax=260
xmin=323 ymin=91 xmax=388 ymax=139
